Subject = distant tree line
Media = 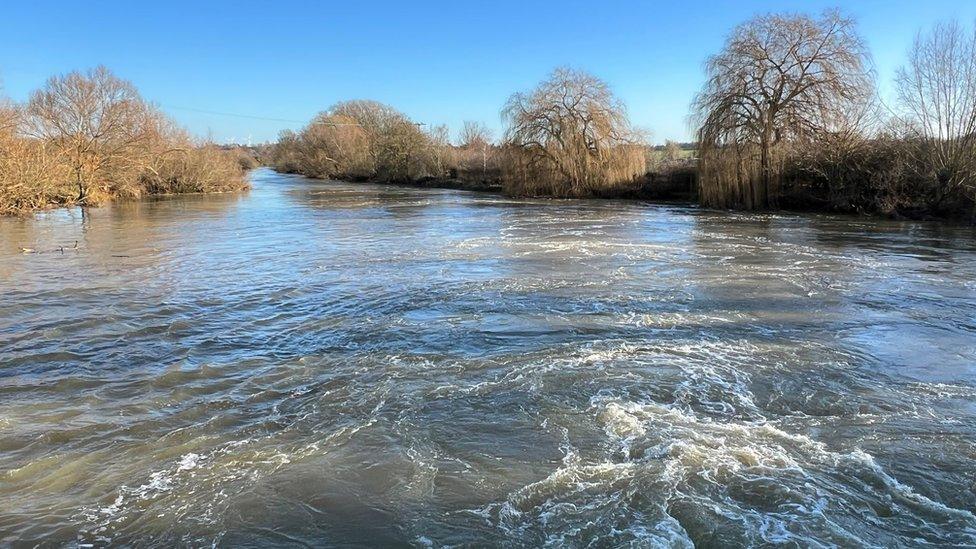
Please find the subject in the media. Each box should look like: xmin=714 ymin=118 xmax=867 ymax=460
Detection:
xmin=0 ymin=67 xmax=250 ymax=215
xmin=6 ymin=10 xmax=976 ymax=221
xmin=272 ymin=68 xmax=650 ymax=198
xmin=273 ymin=11 xmax=976 ymax=221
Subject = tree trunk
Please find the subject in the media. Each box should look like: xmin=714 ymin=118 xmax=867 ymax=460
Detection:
xmin=75 ymin=169 xmax=86 ymax=203
xmin=759 ymin=125 xmax=773 ymax=210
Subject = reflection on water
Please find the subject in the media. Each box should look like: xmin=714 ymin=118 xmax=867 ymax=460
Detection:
xmin=1 ymin=168 xmax=975 ymax=546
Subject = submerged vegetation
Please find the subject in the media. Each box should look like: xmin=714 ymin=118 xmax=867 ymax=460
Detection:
xmin=0 ymin=67 xmax=249 ymax=215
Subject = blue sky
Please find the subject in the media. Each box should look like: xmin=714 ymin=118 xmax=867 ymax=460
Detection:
xmin=3 ymin=0 xmax=976 ymax=144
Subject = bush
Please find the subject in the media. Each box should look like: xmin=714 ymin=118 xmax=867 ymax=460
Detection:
xmin=274 ymin=100 xmax=440 ymax=182
xmin=141 ymin=144 xmax=248 ymax=195
xmin=785 ymin=134 xmax=974 ymax=218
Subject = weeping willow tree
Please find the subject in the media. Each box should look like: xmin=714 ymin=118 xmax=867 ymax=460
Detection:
xmin=502 ymin=68 xmax=645 ymax=197
xmin=692 ymin=10 xmax=872 ymax=209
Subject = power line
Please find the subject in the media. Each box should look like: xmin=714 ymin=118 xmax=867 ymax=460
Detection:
xmin=163 ymin=105 xmax=430 ymax=129
xmin=163 ymin=105 xmax=305 ymax=124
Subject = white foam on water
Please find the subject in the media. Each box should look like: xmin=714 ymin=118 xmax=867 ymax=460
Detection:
xmin=468 ymin=361 xmax=976 ymax=548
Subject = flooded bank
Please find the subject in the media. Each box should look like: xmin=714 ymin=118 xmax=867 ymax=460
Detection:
xmin=1 ymin=168 xmax=974 ymax=546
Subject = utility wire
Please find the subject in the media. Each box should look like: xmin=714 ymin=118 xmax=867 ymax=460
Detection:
xmin=163 ymin=105 xmax=428 ymax=128
xmin=163 ymin=105 xmax=305 ymax=124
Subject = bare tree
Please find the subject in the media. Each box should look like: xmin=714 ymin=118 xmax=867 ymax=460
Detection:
xmin=0 ymin=102 xmax=74 ymax=213
xmin=1 ymin=68 xmax=246 ymax=213
xmin=502 ymin=67 xmax=645 ymax=196
xmin=0 ymin=98 xmax=16 ymax=136
xmin=692 ymin=10 xmax=873 ymax=209
xmin=271 ymin=129 xmax=304 ymax=174
xmin=458 ymin=121 xmax=493 ymax=175
xmin=25 ymin=66 xmax=160 ymax=202
xmin=426 ymin=123 xmax=452 ymax=177
xmin=896 ymin=19 xmax=976 ymax=209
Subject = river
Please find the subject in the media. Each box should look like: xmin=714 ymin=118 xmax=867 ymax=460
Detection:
xmin=1 ymin=168 xmax=975 ymax=547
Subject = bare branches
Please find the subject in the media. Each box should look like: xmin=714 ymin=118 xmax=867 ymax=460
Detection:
xmin=459 ymin=121 xmax=492 ymax=149
xmin=1 ymin=67 xmax=247 ymax=214
xmin=272 ymin=100 xmax=440 ymax=182
xmin=895 ymin=20 xmax=976 ymax=205
xmin=24 ymin=66 xmax=160 ymax=202
xmin=502 ymin=67 xmax=645 ymax=197
xmin=693 ymin=10 xmax=873 ymax=209
xmin=458 ymin=121 xmax=494 ymax=175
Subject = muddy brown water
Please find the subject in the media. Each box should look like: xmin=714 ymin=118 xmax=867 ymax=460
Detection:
xmin=1 ymin=168 xmax=975 ymax=546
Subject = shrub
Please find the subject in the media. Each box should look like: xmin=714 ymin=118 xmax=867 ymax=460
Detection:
xmin=272 ymin=100 xmax=439 ymax=182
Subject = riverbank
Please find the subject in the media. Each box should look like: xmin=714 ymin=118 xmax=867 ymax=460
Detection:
xmin=285 ymin=166 xmax=976 ymax=225
xmin=0 ymin=148 xmax=253 ymax=217
xmin=0 ymin=167 xmax=251 ymax=217
xmin=274 ymin=163 xmax=699 ymax=203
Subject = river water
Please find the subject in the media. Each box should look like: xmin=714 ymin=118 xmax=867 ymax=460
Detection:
xmin=1 ymin=168 xmax=975 ymax=547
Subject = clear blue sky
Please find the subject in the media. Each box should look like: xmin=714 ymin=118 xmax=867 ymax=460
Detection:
xmin=3 ymin=0 xmax=975 ymax=144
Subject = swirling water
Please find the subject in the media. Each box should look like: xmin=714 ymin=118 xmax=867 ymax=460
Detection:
xmin=1 ymin=168 xmax=975 ymax=547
